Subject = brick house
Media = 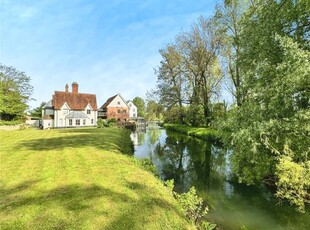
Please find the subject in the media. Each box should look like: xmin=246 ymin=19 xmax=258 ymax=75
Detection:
xmin=42 ymin=82 xmax=97 ymax=129
xmin=98 ymin=94 xmax=129 ymax=121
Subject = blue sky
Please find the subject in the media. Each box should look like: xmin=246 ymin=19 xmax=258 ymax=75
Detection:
xmin=1 ymin=0 xmax=218 ymax=110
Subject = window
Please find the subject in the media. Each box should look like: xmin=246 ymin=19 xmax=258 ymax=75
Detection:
xmin=117 ymin=101 xmax=120 ymax=105
xmin=133 ymin=108 xmax=135 ymax=112
xmin=87 ymin=109 xmax=91 ymax=114
xmin=117 ymin=109 xmax=121 ymax=113
xmin=69 ymin=119 xmax=72 ymax=126
xmin=91 ymin=119 xmax=94 ymax=124
xmin=76 ymin=119 xmax=80 ymax=125
xmin=133 ymin=113 xmax=136 ymax=117
xmin=83 ymin=119 xmax=86 ymax=125
xmin=63 ymin=109 xmax=68 ymax=115
xmin=123 ymin=110 xmax=126 ymax=113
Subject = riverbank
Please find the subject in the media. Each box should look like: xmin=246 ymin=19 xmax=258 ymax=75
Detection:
xmin=0 ymin=128 xmax=193 ymax=229
xmin=163 ymin=123 xmax=221 ymax=142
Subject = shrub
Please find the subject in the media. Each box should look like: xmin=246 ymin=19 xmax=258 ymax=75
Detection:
xmin=107 ymin=118 xmax=116 ymax=127
xmin=97 ymin=118 xmax=104 ymax=128
xmin=0 ymin=120 xmax=23 ymax=126
xmin=164 ymin=180 xmax=216 ymax=229
xmin=138 ymin=158 xmax=158 ymax=177
xmin=184 ymin=105 xmax=205 ymax=127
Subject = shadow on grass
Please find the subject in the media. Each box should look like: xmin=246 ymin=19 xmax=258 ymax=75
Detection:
xmin=0 ymin=180 xmax=186 ymax=229
xmin=15 ymin=128 xmax=134 ymax=155
xmin=0 ymin=180 xmax=41 ymax=196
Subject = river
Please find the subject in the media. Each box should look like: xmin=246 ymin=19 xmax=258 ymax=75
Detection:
xmin=130 ymin=127 xmax=310 ymax=230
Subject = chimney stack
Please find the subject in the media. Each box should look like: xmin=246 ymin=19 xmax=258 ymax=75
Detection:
xmin=72 ymin=82 xmax=79 ymax=93
xmin=65 ymin=83 xmax=69 ymax=92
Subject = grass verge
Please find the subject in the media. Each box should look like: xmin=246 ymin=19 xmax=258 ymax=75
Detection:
xmin=163 ymin=124 xmax=221 ymax=142
xmin=0 ymin=127 xmax=193 ymax=230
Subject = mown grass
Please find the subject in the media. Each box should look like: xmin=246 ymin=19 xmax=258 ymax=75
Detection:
xmin=163 ymin=124 xmax=221 ymax=142
xmin=0 ymin=127 xmax=193 ymax=230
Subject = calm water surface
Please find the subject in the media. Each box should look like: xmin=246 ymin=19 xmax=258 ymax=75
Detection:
xmin=130 ymin=127 xmax=310 ymax=230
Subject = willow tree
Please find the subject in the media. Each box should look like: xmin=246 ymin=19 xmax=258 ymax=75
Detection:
xmin=227 ymin=0 xmax=310 ymax=212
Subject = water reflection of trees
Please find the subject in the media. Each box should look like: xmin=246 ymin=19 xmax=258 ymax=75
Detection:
xmin=153 ymin=130 xmax=228 ymax=194
xmin=138 ymin=129 xmax=310 ymax=229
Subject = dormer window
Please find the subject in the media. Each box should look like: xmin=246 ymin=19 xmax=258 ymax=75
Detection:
xmin=87 ymin=109 xmax=91 ymax=114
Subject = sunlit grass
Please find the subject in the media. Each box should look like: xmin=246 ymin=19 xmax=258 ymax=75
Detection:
xmin=0 ymin=128 xmax=192 ymax=229
xmin=163 ymin=124 xmax=220 ymax=141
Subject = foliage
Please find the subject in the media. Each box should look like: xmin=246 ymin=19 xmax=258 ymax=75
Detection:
xmin=184 ymin=104 xmax=205 ymax=127
xmin=199 ymin=221 xmax=217 ymax=230
xmin=218 ymin=0 xmax=310 ymax=211
xmin=153 ymin=16 xmax=225 ymax=126
xmin=164 ymin=179 xmax=175 ymax=196
xmin=164 ymin=124 xmax=221 ymax=142
xmin=164 ymin=179 xmax=215 ymax=229
xmin=215 ymin=0 xmax=249 ymax=106
xmin=132 ymin=96 xmax=146 ymax=117
xmin=136 ymin=158 xmax=158 ymax=177
xmin=97 ymin=118 xmax=104 ymax=128
xmin=107 ymin=118 xmax=116 ymax=126
xmin=163 ymin=105 xmax=186 ymax=124
xmin=0 ymin=120 xmax=23 ymax=126
xmin=145 ymin=100 xmax=164 ymax=121
xmin=175 ymin=187 xmax=209 ymax=224
xmin=151 ymin=0 xmax=310 ymax=212
xmin=29 ymin=102 xmax=46 ymax=118
xmin=0 ymin=128 xmax=193 ymax=229
xmin=0 ymin=64 xmax=33 ymax=120
xmin=276 ymin=153 xmax=310 ymax=213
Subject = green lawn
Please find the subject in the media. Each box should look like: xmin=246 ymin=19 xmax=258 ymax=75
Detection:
xmin=0 ymin=128 xmax=192 ymax=230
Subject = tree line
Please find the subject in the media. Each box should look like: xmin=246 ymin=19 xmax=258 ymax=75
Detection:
xmin=151 ymin=0 xmax=310 ymax=212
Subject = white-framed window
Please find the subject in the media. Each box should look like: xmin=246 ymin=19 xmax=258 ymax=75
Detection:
xmin=69 ymin=119 xmax=72 ymax=126
xmin=87 ymin=109 xmax=91 ymax=114
xmin=133 ymin=108 xmax=135 ymax=112
xmin=91 ymin=119 xmax=94 ymax=124
xmin=76 ymin=119 xmax=80 ymax=125
xmin=83 ymin=119 xmax=86 ymax=125
xmin=63 ymin=109 xmax=68 ymax=115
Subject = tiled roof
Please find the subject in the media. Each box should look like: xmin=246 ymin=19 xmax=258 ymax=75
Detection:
xmin=52 ymin=91 xmax=97 ymax=110
xmin=100 ymin=94 xmax=118 ymax=109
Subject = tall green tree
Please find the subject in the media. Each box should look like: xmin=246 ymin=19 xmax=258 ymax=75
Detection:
xmin=216 ymin=0 xmax=249 ymax=106
xmin=30 ymin=102 xmax=46 ymax=118
xmin=226 ymin=0 xmax=310 ymax=212
xmin=145 ymin=100 xmax=164 ymax=121
xmin=154 ymin=16 xmax=225 ymax=126
xmin=155 ymin=44 xmax=186 ymax=123
xmin=132 ymin=96 xmax=146 ymax=117
xmin=0 ymin=64 xmax=33 ymax=120
xmin=179 ymin=16 xmax=224 ymax=126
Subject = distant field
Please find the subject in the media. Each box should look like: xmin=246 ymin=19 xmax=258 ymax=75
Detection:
xmin=0 ymin=128 xmax=192 ymax=230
